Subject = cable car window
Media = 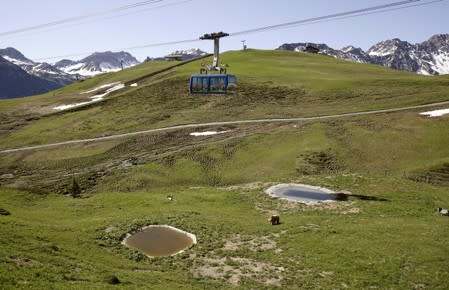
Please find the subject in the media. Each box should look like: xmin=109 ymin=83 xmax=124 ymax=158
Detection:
xmin=202 ymin=77 xmax=209 ymax=92
xmin=191 ymin=76 xmax=208 ymax=93
xmin=209 ymin=77 xmax=226 ymax=92
xmin=190 ymin=74 xmax=237 ymax=94
xmin=191 ymin=78 xmax=200 ymax=91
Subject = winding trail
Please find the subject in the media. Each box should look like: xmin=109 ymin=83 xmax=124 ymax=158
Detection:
xmin=1 ymin=100 xmax=449 ymax=154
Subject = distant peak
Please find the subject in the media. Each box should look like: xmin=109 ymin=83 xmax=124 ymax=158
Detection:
xmin=430 ymin=33 xmax=449 ymax=39
xmin=55 ymin=51 xmax=139 ymax=76
xmin=4 ymin=47 xmax=21 ymax=53
xmin=425 ymin=33 xmax=449 ymax=45
xmin=0 ymin=47 xmax=33 ymax=64
xmin=341 ymin=45 xmax=361 ymax=53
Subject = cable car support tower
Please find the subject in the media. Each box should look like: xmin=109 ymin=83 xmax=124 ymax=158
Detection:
xmin=199 ymin=32 xmax=229 ymax=74
xmin=189 ymin=31 xmax=236 ymax=94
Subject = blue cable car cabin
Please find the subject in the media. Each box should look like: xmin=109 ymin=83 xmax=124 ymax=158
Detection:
xmin=190 ymin=74 xmax=237 ymax=94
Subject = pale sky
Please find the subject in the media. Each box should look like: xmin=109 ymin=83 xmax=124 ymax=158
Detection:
xmin=1 ymin=0 xmax=448 ymax=62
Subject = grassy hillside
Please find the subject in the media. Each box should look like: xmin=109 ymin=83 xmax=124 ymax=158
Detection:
xmin=1 ymin=49 xmax=449 ymax=149
xmin=0 ymin=60 xmax=181 ymax=138
xmin=1 ymin=49 xmax=449 ymax=289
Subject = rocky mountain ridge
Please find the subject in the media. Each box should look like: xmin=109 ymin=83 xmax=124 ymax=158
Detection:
xmin=278 ymin=34 xmax=449 ymax=75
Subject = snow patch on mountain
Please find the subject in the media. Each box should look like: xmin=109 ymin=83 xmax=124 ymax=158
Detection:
xmin=431 ymin=53 xmax=449 ymax=74
xmin=2 ymin=55 xmax=34 ymax=66
xmin=81 ymin=82 xmax=122 ymax=94
xmin=54 ymin=83 xmax=126 ymax=111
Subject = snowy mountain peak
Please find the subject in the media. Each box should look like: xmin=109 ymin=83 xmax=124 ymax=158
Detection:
xmin=166 ymin=48 xmax=208 ymax=60
xmin=341 ymin=45 xmax=357 ymax=53
xmin=55 ymin=51 xmax=140 ymax=76
xmin=0 ymin=55 xmax=61 ymax=99
xmin=426 ymin=34 xmax=449 ymax=46
xmin=278 ymin=34 xmax=449 ymax=76
xmin=0 ymin=47 xmax=35 ymax=66
xmin=0 ymin=47 xmax=75 ymax=86
xmin=367 ymin=38 xmax=414 ymax=57
xmin=169 ymin=48 xmax=207 ymax=55
xmin=419 ymin=34 xmax=449 ymax=52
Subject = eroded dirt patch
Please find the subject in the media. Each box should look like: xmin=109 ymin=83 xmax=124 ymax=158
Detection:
xmin=189 ymin=231 xmax=289 ymax=286
xmin=8 ymin=256 xmax=41 ymax=267
xmin=222 ymin=232 xmax=287 ymax=252
xmin=192 ymin=256 xmax=285 ymax=287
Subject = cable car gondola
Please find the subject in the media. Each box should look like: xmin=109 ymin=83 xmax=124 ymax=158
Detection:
xmin=189 ymin=32 xmax=237 ymax=94
xmin=190 ymin=74 xmax=236 ymax=94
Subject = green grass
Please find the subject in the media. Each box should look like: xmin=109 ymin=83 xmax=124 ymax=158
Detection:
xmin=1 ymin=49 xmax=449 ymax=289
xmin=1 ymin=49 xmax=449 ymax=149
xmin=1 ymin=174 xmax=448 ymax=289
xmin=0 ymin=60 xmax=178 ymax=129
xmin=1 ymin=60 xmax=176 ymax=107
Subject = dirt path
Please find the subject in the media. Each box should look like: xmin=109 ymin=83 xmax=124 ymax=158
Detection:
xmin=1 ymin=100 xmax=449 ymax=154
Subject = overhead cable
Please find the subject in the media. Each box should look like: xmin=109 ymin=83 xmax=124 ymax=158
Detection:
xmin=229 ymin=0 xmax=422 ymax=36
xmin=33 ymin=0 xmax=443 ymax=61
xmin=2 ymin=0 xmax=193 ymax=41
xmin=0 ymin=0 xmax=164 ymax=37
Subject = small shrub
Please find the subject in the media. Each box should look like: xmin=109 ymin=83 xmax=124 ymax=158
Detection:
xmin=71 ymin=178 xmax=81 ymax=198
xmin=161 ymin=155 xmax=176 ymax=168
xmin=0 ymin=208 xmax=11 ymax=216
xmin=106 ymin=275 xmax=120 ymax=285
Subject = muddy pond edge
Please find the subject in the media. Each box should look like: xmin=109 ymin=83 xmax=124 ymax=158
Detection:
xmin=121 ymin=225 xmax=197 ymax=257
xmin=265 ymin=183 xmax=338 ymax=205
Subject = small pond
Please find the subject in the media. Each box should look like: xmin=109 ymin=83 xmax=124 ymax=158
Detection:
xmin=122 ymin=225 xmax=196 ymax=257
xmin=266 ymin=183 xmax=346 ymax=204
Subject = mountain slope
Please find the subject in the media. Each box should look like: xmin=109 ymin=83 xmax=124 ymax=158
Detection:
xmin=278 ymin=34 xmax=449 ymax=75
xmin=0 ymin=56 xmax=60 ymax=99
xmin=2 ymin=49 xmax=449 ymax=147
xmin=55 ymin=51 xmax=140 ymax=76
xmin=0 ymin=47 xmax=75 ymax=86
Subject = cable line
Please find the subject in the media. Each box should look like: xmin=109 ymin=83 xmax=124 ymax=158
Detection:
xmin=282 ymin=0 xmax=444 ymax=32
xmin=2 ymin=0 xmax=193 ymax=41
xmin=229 ymin=0 xmax=422 ymax=36
xmin=32 ymin=0 xmax=442 ymax=61
xmin=34 ymin=38 xmax=200 ymax=61
xmin=0 ymin=0 xmax=164 ymax=37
